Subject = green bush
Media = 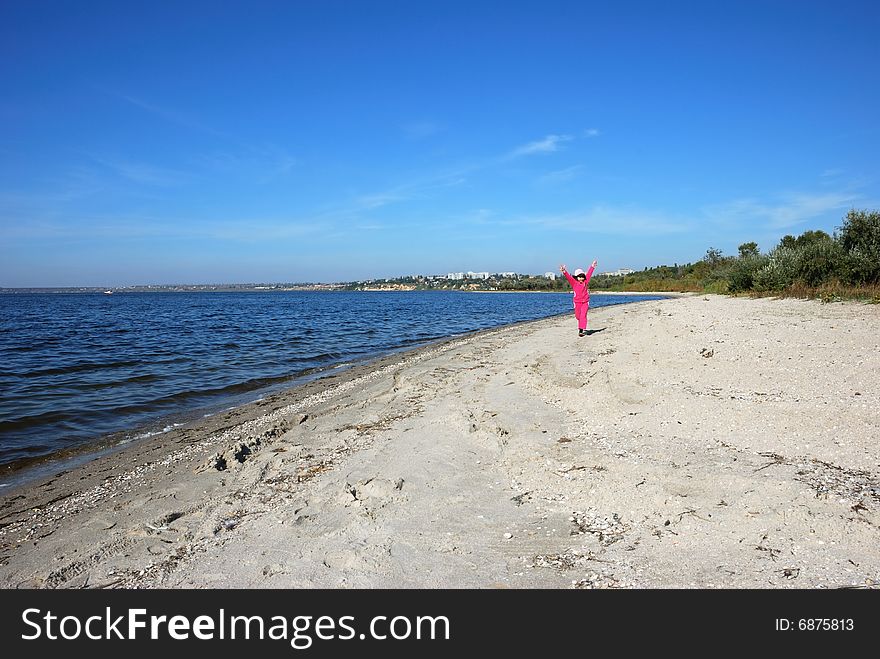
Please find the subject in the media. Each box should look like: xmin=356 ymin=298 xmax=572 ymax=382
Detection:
xmin=793 ymin=236 xmax=843 ymax=286
xmin=837 ymin=209 xmax=880 ymax=284
xmin=727 ymin=254 xmax=769 ymax=293
xmin=840 ymin=247 xmax=880 ymax=285
xmin=837 ymin=209 xmax=880 ymax=264
xmin=753 ymin=247 xmax=799 ymax=291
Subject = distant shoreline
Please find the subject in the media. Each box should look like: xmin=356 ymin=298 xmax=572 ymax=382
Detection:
xmin=0 ymin=286 xmax=343 ymax=294
xmin=1 ymin=287 xmax=692 ymax=295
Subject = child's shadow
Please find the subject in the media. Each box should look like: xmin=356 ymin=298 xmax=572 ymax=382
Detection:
xmin=584 ymin=328 xmax=606 ymax=336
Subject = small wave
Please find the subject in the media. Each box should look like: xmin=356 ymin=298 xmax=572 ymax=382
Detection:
xmin=12 ymin=359 xmax=143 ymax=379
xmin=130 ymin=422 xmax=183 ymax=441
xmin=100 ymin=374 xmax=302 ymax=416
xmin=0 ymin=408 xmax=86 ymax=434
xmin=70 ymin=373 xmax=162 ymax=390
xmin=285 ymin=351 xmax=342 ymax=364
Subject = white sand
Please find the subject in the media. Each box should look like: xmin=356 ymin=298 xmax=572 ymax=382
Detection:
xmin=1 ymin=294 xmax=877 ymax=589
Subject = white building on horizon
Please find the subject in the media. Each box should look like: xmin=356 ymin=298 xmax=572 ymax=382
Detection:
xmin=544 ymin=272 xmax=556 ymax=280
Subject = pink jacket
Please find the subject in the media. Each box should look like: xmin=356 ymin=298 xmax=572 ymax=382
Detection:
xmin=563 ymin=265 xmax=595 ymax=304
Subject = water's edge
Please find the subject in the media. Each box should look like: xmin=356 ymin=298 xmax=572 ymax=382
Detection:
xmin=0 ymin=295 xmax=673 ymax=492
xmin=1 ymin=311 xmax=574 ymax=491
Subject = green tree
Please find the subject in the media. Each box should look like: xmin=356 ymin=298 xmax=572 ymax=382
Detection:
xmin=737 ymin=242 xmax=760 ymax=259
xmin=728 ymin=243 xmax=767 ymax=292
xmin=764 ymin=229 xmax=841 ymax=288
xmin=797 ymin=238 xmax=843 ymax=286
xmin=703 ymin=247 xmax=724 ymax=266
xmin=836 ymin=209 xmax=880 ymax=283
xmin=795 ymin=230 xmax=833 ymax=248
xmin=753 ymin=246 xmax=798 ymax=291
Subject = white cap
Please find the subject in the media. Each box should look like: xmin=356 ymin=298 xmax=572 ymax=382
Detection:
xmin=573 ymin=268 xmax=585 ymax=276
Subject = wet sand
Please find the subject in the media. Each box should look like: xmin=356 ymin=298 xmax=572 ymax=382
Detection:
xmin=0 ymin=294 xmax=877 ymax=589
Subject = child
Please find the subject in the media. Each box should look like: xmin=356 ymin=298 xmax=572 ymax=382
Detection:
xmin=559 ymin=260 xmax=597 ymax=337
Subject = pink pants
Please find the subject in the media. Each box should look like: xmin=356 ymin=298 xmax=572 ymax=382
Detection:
xmin=574 ymin=301 xmax=589 ymax=330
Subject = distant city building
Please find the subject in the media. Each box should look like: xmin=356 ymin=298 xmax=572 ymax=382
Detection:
xmin=600 ymin=268 xmax=635 ymax=277
xmin=544 ymin=272 xmax=556 ymax=280
xmin=498 ymin=272 xmax=517 ymax=278
xmin=447 ymin=272 xmax=465 ymax=280
xmin=468 ymin=271 xmax=490 ymax=280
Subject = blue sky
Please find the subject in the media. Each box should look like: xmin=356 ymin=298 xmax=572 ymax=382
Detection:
xmin=2 ymin=0 xmax=879 ymax=286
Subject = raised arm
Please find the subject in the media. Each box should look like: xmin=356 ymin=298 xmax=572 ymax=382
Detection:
xmin=584 ymin=259 xmax=597 ymax=283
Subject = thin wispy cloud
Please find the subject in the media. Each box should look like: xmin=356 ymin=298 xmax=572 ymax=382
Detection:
xmin=342 ymin=169 xmax=470 ymax=215
xmin=355 ymin=223 xmax=392 ymax=231
xmin=205 ymin=219 xmax=326 ymax=242
xmin=355 ymin=193 xmax=408 ymax=210
xmin=116 ymin=92 xmax=297 ymax=182
xmin=197 ymin=147 xmax=298 ymax=184
xmin=584 ymin=128 xmax=601 ymax=137
xmin=2 ymin=213 xmax=188 ymax=240
xmin=479 ymin=205 xmax=690 ymax=235
xmin=3 ymin=212 xmax=327 ymax=242
xmin=117 ymin=93 xmax=230 ymax=140
xmin=331 ymin=133 xmax=577 ymax=216
xmin=245 ymin=146 xmax=298 ymax=182
xmin=92 ymin=156 xmax=193 ymax=187
xmin=509 ymin=134 xmax=573 ymax=158
xmin=0 ymin=170 xmax=106 ymax=210
xmin=704 ymin=192 xmax=860 ymax=229
xmin=537 ymin=165 xmax=584 ymax=185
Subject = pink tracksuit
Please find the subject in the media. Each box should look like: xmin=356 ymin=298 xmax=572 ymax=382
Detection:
xmin=563 ymin=265 xmax=595 ymax=330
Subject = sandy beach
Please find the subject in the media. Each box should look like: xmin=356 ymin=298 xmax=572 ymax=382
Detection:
xmin=0 ymin=294 xmax=877 ymax=589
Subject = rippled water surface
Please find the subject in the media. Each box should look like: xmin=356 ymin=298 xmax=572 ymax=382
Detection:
xmin=0 ymin=290 xmax=665 ymax=467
